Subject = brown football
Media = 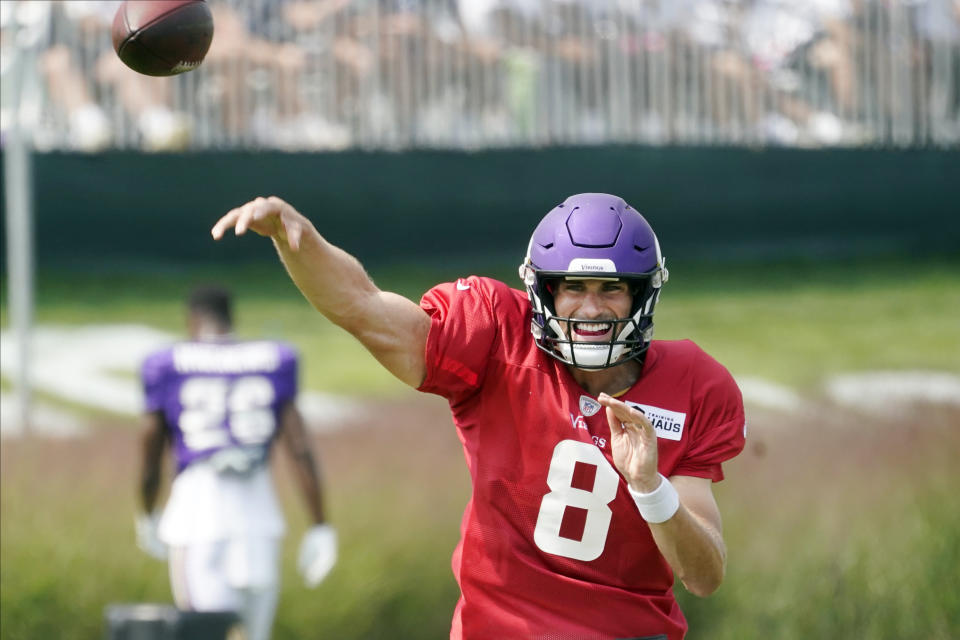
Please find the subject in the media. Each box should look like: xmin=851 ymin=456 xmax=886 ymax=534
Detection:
xmin=112 ymin=0 xmax=214 ymax=77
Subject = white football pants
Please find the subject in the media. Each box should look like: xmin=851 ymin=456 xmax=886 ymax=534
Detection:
xmin=169 ymin=539 xmax=281 ymax=640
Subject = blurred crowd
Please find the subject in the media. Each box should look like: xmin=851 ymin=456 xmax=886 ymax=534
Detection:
xmin=1 ymin=0 xmax=958 ymax=151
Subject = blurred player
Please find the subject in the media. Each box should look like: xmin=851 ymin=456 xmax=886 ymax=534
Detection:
xmin=211 ymin=193 xmax=746 ymax=640
xmin=136 ymin=285 xmax=336 ymax=640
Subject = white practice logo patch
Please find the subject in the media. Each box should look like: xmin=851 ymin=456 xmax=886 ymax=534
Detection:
xmin=579 ymin=395 xmax=602 ymax=417
xmin=625 ymin=401 xmax=686 ymax=441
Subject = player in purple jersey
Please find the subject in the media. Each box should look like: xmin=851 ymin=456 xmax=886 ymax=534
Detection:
xmin=210 ymin=194 xmax=745 ymax=639
xmin=136 ymin=286 xmax=337 ymax=640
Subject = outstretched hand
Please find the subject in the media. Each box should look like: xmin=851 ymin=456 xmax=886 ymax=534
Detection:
xmin=597 ymin=393 xmax=661 ymax=494
xmin=211 ymin=196 xmax=308 ymax=251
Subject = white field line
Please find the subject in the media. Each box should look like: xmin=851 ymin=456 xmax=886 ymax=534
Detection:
xmin=0 ymin=392 xmax=88 ymax=438
xmin=825 ymin=371 xmax=960 ymax=412
xmin=0 ymin=325 xmax=362 ymax=436
xmin=735 ymin=377 xmax=804 ymax=412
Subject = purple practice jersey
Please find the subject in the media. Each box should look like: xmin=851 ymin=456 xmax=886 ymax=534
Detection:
xmin=142 ymin=340 xmax=298 ymax=473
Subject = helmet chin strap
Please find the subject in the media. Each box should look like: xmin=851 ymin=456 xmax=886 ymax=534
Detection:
xmin=559 ymin=341 xmax=626 ymax=369
xmin=547 ymin=311 xmax=639 ymax=369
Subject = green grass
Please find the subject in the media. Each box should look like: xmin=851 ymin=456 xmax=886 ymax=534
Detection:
xmin=2 ymin=255 xmax=958 ymax=398
xmin=656 ymin=257 xmax=960 ymax=390
xmin=677 ymin=411 xmax=960 ymax=639
xmin=0 ymin=423 xmax=468 ymax=640
xmin=2 ymin=255 xmax=959 ymax=640
xmin=3 ymin=407 xmax=957 ymax=639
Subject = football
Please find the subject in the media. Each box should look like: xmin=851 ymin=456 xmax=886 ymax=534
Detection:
xmin=112 ymin=0 xmax=214 ymax=77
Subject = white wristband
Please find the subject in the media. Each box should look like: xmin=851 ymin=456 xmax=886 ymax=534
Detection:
xmin=628 ymin=474 xmax=680 ymax=524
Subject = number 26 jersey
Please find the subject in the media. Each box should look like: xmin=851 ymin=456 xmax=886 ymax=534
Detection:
xmin=419 ymin=276 xmax=746 ymax=640
xmin=141 ymin=339 xmax=298 ymax=473
xmin=140 ymin=339 xmax=298 ymax=544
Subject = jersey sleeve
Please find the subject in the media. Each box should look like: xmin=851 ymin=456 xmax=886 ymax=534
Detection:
xmin=273 ymin=343 xmax=299 ymax=406
xmin=672 ymin=348 xmax=746 ymax=482
xmin=418 ymin=276 xmax=500 ymax=404
xmin=141 ymin=348 xmax=172 ymax=414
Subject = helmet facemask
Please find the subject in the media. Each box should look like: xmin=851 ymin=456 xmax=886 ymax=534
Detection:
xmin=519 ymin=193 xmax=668 ymax=371
xmin=521 ymin=265 xmax=666 ymax=370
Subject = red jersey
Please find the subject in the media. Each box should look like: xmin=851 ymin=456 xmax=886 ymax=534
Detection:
xmin=419 ymin=276 xmax=746 ymax=640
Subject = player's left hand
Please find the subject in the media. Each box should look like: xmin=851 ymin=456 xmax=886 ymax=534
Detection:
xmin=598 ymin=393 xmax=661 ymax=494
xmin=297 ymin=524 xmax=337 ymax=588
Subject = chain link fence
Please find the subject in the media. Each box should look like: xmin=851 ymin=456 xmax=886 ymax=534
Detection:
xmin=3 ymin=0 xmax=958 ymax=151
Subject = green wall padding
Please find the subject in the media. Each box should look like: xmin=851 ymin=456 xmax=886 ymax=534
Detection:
xmin=3 ymin=147 xmax=958 ymax=268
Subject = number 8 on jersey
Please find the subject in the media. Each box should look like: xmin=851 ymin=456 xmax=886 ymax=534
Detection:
xmin=534 ymin=439 xmax=621 ymax=561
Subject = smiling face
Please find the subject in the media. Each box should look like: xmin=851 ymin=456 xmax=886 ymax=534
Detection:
xmin=552 ymin=278 xmax=634 ymax=344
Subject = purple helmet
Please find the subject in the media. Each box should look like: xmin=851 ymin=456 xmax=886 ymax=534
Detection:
xmin=518 ymin=193 xmax=668 ymax=369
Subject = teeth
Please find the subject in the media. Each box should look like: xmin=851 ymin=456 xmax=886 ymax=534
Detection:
xmin=575 ymin=322 xmax=612 ymax=332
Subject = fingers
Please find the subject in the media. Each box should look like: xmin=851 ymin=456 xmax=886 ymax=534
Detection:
xmin=210 ymin=196 xmax=306 ymax=252
xmin=211 ymin=201 xmax=260 ymax=239
xmin=285 ymin=212 xmax=302 ymax=252
xmin=235 ymin=203 xmax=253 ymax=235
xmin=238 ymin=197 xmax=274 ymax=235
xmin=210 ymin=207 xmax=242 ymax=240
xmin=262 ymin=196 xmax=303 ymax=251
xmin=597 ymin=393 xmax=653 ymax=434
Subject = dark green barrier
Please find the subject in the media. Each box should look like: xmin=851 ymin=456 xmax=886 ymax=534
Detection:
xmin=2 ymin=147 xmax=958 ymax=268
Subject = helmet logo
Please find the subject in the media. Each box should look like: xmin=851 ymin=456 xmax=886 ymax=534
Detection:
xmin=566 ymin=258 xmax=617 ymax=273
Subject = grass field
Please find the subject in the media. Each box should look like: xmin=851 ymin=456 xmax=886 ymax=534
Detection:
xmin=6 ymin=254 xmax=959 ymax=394
xmin=1 ymin=255 xmax=959 ymax=639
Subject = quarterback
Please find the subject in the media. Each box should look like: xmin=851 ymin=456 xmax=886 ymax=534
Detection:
xmin=212 ymin=193 xmax=745 ymax=639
